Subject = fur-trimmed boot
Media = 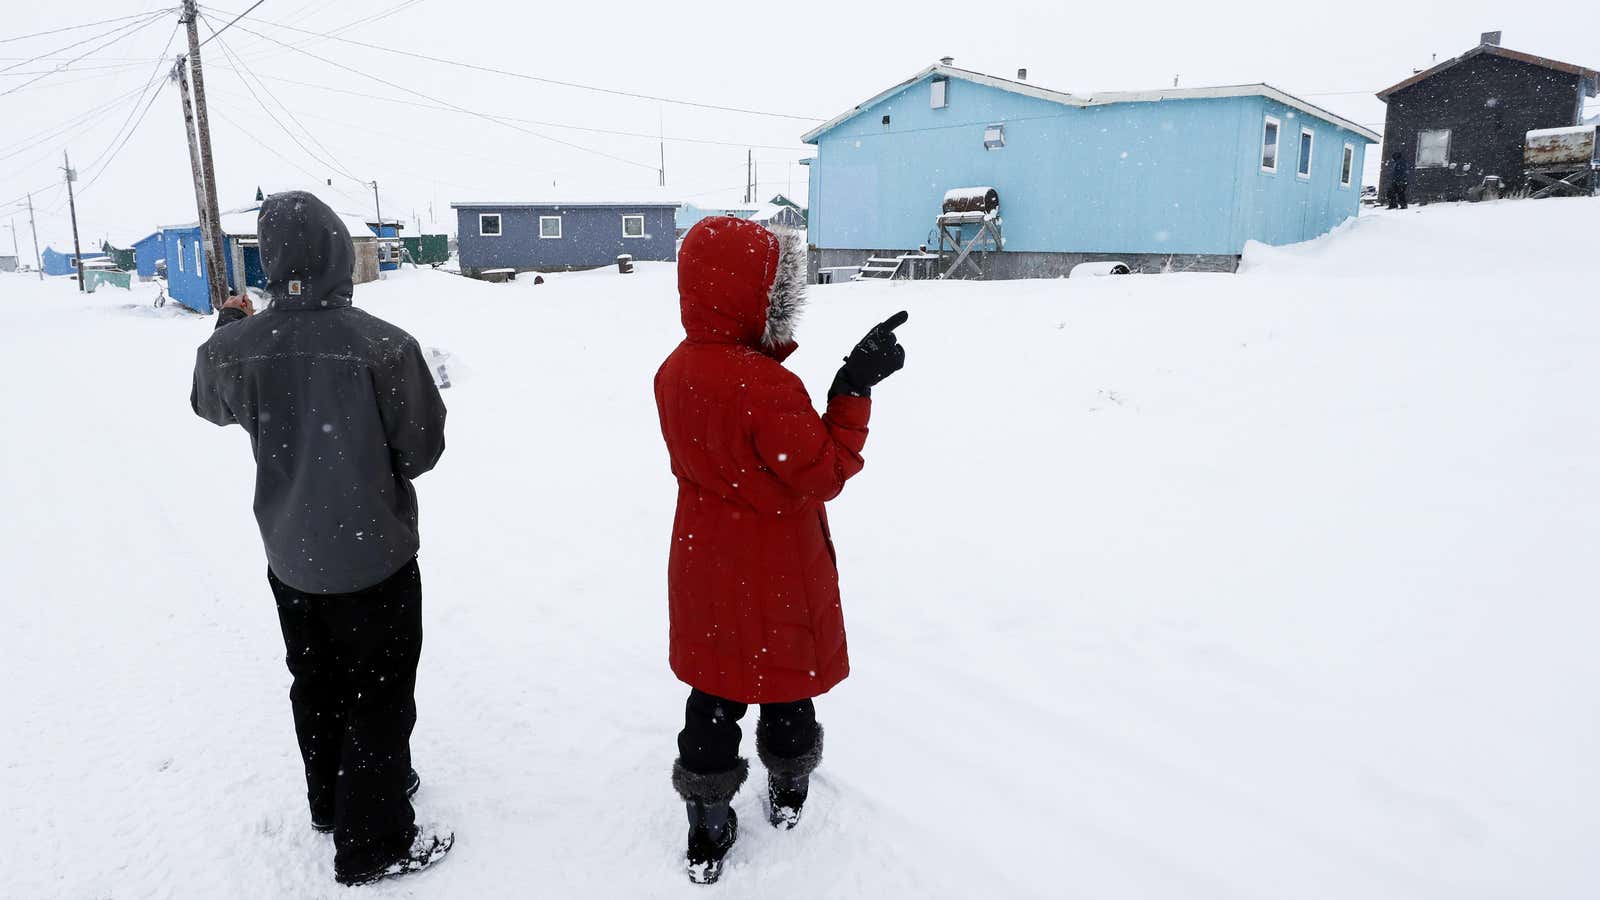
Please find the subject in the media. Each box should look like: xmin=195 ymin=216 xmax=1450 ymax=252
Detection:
xmin=758 ymin=725 xmax=823 ymax=830
xmin=673 ymin=758 xmax=747 ymax=885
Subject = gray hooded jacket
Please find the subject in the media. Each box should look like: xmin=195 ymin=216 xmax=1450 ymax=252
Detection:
xmin=191 ymin=191 xmax=446 ymax=593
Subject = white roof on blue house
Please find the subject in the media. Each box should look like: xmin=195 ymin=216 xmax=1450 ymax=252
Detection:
xmin=801 ymin=63 xmax=1381 ymax=144
xmin=451 ymin=199 xmax=681 ymax=209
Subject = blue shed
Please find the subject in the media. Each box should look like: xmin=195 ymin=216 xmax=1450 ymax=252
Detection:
xmin=40 ymin=246 xmax=107 ymax=277
xmin=801 ymin=63 xmax=1381 ymax=278
xmin=360 ymin=216 xmax=403 ymax=271
xmin=132 ymin=232 xmax=164 ymax=279
xmin=451 ymin=200 xmax=679 ymax=277
xmin=676 ymin=202 xmax=757 ymax=236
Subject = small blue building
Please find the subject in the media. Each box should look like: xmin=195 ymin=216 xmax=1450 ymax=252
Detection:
xmin=40 ymin=246 xmax=107 ymax=277
xmin=132 ymin=232 xmax=164 ymax=279
xmin=451 ymin=200 xmax=679 ymax=277
xmin=161 ymin=205 xmax=382 ymax=313
xmin=361 ymin=216 xmax=403 ymax=271
xmin=801 ymin=62 xmax=1381 ymax=277
xmin=676 ymin=202 xmax=757 ymax=236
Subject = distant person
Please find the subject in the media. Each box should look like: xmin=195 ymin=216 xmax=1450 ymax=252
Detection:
xmin=1386 ymin=151 xmax=1411 ymax=209
xmin=654 ymin=217 xmax=908 ymax=884
xmin=190 ymin=191 xmax=452 ymax=886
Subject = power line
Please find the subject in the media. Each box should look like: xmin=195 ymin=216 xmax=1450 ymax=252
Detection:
xmin=0 ymin=83 xmax=151 ymax=160
xmin=201 ymin=3 xmax=823 ymax=122
xmin=0 ymin=12 xmax=171 ymax=97
xmin=204 ymin=64 xmax=810 ymax=151
xmin=198 ymin=0 xmax=266 ymax=47
xmin=201 ymin=18 xmax=365 ymax=186
xmin=225 ymin=21 xmax=660 ymax=172
xmin=79 ymin=24 xmax=182 ymax=175
xmin=0 ymin=10 xmax=174 ymax=46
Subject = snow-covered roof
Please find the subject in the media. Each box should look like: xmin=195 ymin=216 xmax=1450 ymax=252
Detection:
xmin=451 ymin=200 xmax=681 ymax=209
xmin=801 ymin=63 xmax=1381 ymax=144
xmin=1527 ymin=124 xmax=1598 ymax=139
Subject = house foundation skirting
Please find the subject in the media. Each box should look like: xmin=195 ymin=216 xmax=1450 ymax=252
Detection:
xmin=807 ymin=248 xmax=1240 ymax=282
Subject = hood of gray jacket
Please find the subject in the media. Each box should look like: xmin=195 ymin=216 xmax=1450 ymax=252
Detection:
xmin=258 ymin=190 xmax=354 ymax=311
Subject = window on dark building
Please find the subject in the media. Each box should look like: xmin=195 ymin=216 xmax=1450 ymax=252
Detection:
xmin=479 ymin=213 xmax=502 ymax=237
xmin=622 ymin=215 xmax=645 ymax=238
xmin=539 ymin=216 xmax=562 ymax=239
xmin=1417 ymin=129 xmax=1451 ymax=167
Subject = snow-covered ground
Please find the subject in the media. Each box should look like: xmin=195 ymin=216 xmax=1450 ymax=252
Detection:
xmin=2 ymin=196 xmax=1598 ymax=899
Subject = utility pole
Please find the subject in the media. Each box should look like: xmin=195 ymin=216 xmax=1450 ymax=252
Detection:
xmin=26 ymin=193 xmax=42 ymax=280
xmin=370 ymin=180 xmax=386 ymax=277
xmin=7 ymin=216 xmax=17 ymax=263
xmin=63 ymin=150 xmax=85 ymax=293
xmin=180 ymin=0 xmax=229 ymax=309
xmin=745 ymin=150 xmax=752 ymax=204
xmin=173 ymin=56 xmax=224 ymax=305
xmin=657 ymin=106 xmax=666 ymax=187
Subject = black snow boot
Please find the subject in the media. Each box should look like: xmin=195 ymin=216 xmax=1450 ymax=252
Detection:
xmin=334 ymin=827 xmax=453 ymax=886
xmin=673 ymin=758 xmax=747 ymax=884
xmin=759 ymin=725 xmax=822 ymax=830
xmin=311 ymin=768 xmax=420 ymax=833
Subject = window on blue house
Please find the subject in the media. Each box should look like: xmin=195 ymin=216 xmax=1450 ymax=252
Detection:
xmin=1341 ymin=143 xmax=1355 ymax=186
xmin=540 ymin=216 xmax=562 ymax=239
xmin=983 ymin=123 xmax=1005 ymax=150
xmin=479 ymin=213 xmax=502 ymax=237
xmin=177 ymin=239 xmax=185 ymax=272
xmin=1298 ymin=128 xmax=1314 ymax=179
xmin=622 ymin=215 xmax=645 ymax=238
xmin=194 ymin=241 xmax=202 ymax=274
xmin=1261 ymin=116 xmax=1280 ymax=172
xmin=931 ymin=77 xmax=948 ymax=109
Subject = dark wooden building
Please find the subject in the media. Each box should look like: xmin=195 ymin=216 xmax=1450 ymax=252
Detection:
xmin=1376 ymin=35 xmax=1598 ymax=203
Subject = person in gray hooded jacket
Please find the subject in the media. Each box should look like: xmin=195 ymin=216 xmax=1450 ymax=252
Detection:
xmin=191 ymin=190 xmax=452 ymax=886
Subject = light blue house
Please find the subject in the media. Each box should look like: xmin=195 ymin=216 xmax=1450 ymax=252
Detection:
xmin=801 ymin=62 xmax=1381 ymax=277
xmin=40 ymin=246 xmax=107 ymax=277
xmin=451 ymin=200 xmax=679 ymax=278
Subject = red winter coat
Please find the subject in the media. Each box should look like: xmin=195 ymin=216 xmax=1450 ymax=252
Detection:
xmin=654 ymin=217 xmax=870 ymax=704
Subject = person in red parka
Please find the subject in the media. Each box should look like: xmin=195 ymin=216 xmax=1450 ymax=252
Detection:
xmin=655 ymin=216 xmax=907 ymax=884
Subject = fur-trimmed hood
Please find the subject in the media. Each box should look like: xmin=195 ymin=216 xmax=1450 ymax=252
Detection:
xmin=677 ymin=217 xmax=806 ymax=356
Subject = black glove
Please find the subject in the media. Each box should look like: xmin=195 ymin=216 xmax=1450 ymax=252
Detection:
xmin=829 ymin=311 xmax=908 ymax=399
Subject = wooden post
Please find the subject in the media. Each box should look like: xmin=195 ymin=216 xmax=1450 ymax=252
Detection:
xmin=173 ymin=56 xmax=222 ymax=303
xmin=182 ymin=0 xmax=230 ymax=309
xmin=63 ymin=150 xmax=85 ymax=292
xmin=26 ymin=193 xmax=42 ymax=280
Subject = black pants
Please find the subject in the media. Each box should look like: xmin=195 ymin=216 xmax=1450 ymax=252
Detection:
xmin=1387 ymin=182 xmax=1409 ymax=209
xmin=269 ymin=559 xmax=422 ymax=878
xmin=677 ymin=688 xmax=818 ymax=775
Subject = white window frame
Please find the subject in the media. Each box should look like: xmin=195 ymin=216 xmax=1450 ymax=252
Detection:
xmin=983 ymin=123 xmax=1005 ymax=150
xmin=1340 ymin=143 xmax=1355 ymax=187
xmin=1297 ymin=127 xmax=1314 ymax=180
xmin=177 ymin=239 xmax=185 ymax=272
xmin=930 ymin=77 xmax=948 ymax=109
xmin=1417 ymin=129 xmax=1451 ymax=168
xmin=539 ymin=216 xmax=562 ymax=239
xmin=621 ymin=214 xmax=645 ymax=238
xmin=478 ymin=213 xmax=502 ymax=237
xmin=194 ymin=241 xmax=202 ymax=274
xmin=1260 ymin=115 xmax=1281 ymax=173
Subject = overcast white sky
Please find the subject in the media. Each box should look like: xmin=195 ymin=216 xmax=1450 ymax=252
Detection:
xmin=2 ymin=0 xmax=1595 ymax=252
